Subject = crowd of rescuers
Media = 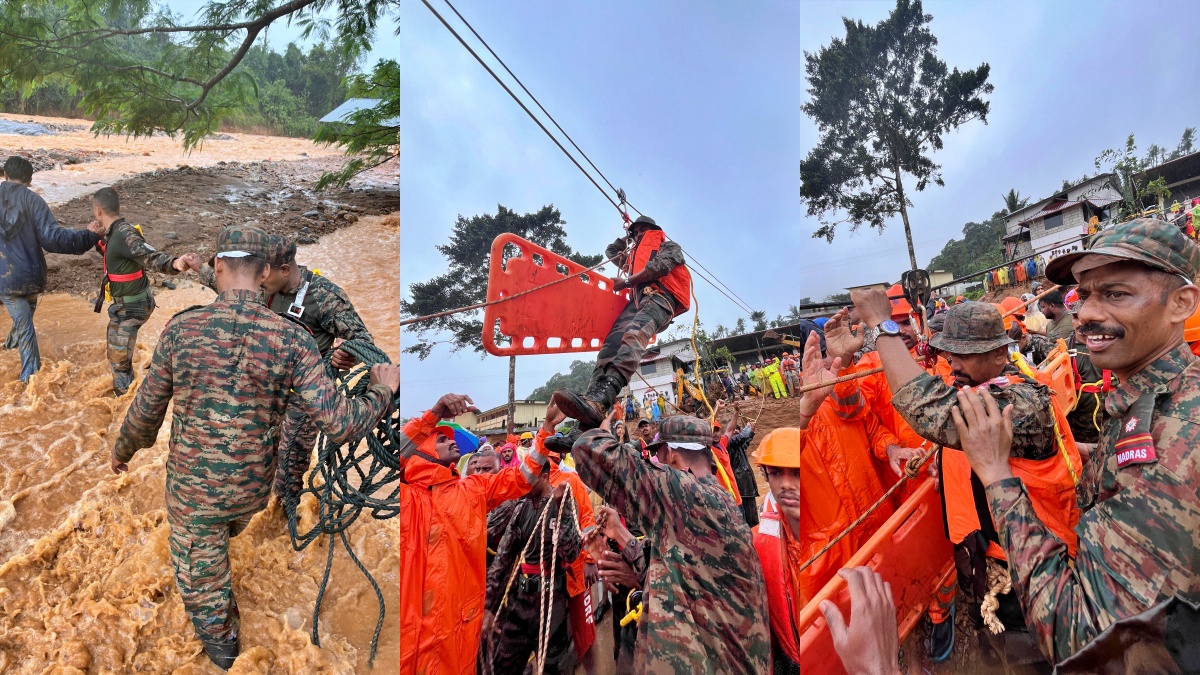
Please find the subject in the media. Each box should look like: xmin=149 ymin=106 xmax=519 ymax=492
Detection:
xmin=1 ymin=155 xmax=395 ymax=669
xmin=820 ymin=217 xmax=1200 ymax=675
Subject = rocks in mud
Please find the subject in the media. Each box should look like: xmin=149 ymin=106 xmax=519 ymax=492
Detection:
xmin=163 ymin=232 xmax=180 ymax=240
xmin=303 ymin=210 xmax=320 ymax=218
xmin=9 ymin=148 xmax=116 ymax=172
xmin=297 ymin=234 xmax=319 ymax=245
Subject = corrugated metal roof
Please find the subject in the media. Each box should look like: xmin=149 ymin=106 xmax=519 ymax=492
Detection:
xmin=319 ymin=98 xmax=399 ymax=126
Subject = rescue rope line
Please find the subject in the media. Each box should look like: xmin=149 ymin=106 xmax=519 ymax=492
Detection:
xmin=796 ymin=448 xmax=938 ymax=574
xmin=280 ymin=339 xmax=399 ymax=664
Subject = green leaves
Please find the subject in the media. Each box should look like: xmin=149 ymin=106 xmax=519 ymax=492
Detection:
xmin=800 ymin=0 xmax=992 ymax=264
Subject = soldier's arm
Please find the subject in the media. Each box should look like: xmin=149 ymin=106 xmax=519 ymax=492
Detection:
xmin=985 ymin=480 xmax=1096 ymax=662
xmin=315 ymin=282 xmax=374 ymax=344
xmin=119 ymin=222 xmax=180 ymax=274
xmin=198 ymin=264 xmax=217 ymax=292
xmin=572 ymin=429 xmax=663 ymax=534
xmin=604 ymin=237 xmax=628 ymax=267
xmin=289 ymin=333 xmax=392 ymax=446
xmin=113 ymin=329 xmax=175 ymax=463
xmin=468 ymin=448 xmax=550 ymax=510
xmin=639 ymin=239 xmax=684 ymax=280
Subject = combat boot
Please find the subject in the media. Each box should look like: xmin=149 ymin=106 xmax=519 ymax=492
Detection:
xmin=552 ymin=374 xmax=622 ymax=431
xmin=543 ymin=429 xmax=580 ymax=455
xmin=201 ymin=638 xmax=240 ymax=670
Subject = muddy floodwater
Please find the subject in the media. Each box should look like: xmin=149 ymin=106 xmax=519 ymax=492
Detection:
xmin=0 ymin=214 xmax=399 ymax=673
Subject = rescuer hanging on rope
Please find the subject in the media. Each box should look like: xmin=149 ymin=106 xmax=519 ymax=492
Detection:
xmin=109 ymin=224 xmax=398 ymax=670
xmin=552 ymin=215 xmax=692 ymax=430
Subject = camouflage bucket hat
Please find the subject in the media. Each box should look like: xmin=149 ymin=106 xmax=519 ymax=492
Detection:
xmin=265 ymin=234 xmax=297 ymax=267
xmin=928 ymin=302 xmax=1014 ymax=355
xmin=1045 ymin=217 xmax=1200 ymax=285
xmin=656 ymin=415 xmax=712 ymax=448
xmin=211 ymin=224 xmax=270 ymax=265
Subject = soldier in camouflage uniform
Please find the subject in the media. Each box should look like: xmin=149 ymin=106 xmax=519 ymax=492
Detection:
xmin=567 ymin=410 xmax=771 ymax=674
xmin=553 ymin=215 xmax=691 ymax=430
xmin=849 ymin=292 xmax=1059 ymax=669
xmin=88 ymin=187 xmax=201 ymax=395
xmin=952 ymin=218 xmax=1200 ymax=664
xmin=200 ymin=235 xmax=375 ymax=499
xmin=110 ymin=225 xmax=397 ymax=669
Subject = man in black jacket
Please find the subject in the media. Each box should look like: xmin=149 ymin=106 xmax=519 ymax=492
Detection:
xmin=0 ymin=156 xmax=99 ymax=382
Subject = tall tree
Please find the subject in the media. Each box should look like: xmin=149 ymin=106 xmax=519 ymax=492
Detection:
xmin=1001 ymin=188 xmax=1028 ymax=215
xmin=750 ymin=310 xmax=768 ymax=332
xmin=528 ymin=359 xmax=594 ymax=402
xmin=799 ymin=0 xmax=993 ymax=270
xmin=402 ymin=205 xmax=601 ymax=432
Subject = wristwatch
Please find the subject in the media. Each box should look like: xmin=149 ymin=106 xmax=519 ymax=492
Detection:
xmin=873 ymin=319 xmax=902 ymax=340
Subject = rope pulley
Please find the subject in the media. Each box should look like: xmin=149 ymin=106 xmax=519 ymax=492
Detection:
xmin=900 ymin=269 xmax=931 ymax=309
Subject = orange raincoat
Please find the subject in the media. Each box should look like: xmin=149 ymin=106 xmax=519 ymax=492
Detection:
xmin=400 ymin=411 xmax=546 ymax=675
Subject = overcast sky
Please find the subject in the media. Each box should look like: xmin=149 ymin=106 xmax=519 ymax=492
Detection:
xmin=399 ymin=0 xmax=1200 ymax=417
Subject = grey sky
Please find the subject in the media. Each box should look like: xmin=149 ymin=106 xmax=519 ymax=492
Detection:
xmin=400 ymin=0 xmax=1199 ymax=417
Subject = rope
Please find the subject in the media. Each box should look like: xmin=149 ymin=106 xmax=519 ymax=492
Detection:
xmin=981 ymin=557 xmax=1013 ymax=635
xmin=279 ymin=339 xmax=399 ymax=664
xmin=796 ymin=448 xmax=938 ymax=574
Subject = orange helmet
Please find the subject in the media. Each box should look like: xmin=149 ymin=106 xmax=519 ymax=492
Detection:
xmin=753 ymin=428 xmax=801 ymax=468
xmin=999 ymin=296 xmax=1026 ymax=320
xmin=1186 ymin=304 xmax=1200 ymax=344
xmin=993 ymin=303 xmax=1016 ymax=330
xmin=887 ymin=283 xmax=912 ymax=318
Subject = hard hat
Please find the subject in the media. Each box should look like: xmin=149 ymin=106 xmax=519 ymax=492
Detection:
xmin=993 ymin=303 xmax=1015 ymax=330
xmin=753 ymin=428 xmax=801 ymax=469
xmin=956 ymin=295 xmax=965 ymax=303
xmin=1187 ymin=304 xmax=1200 ymax=343
xmin=999 ymin=296 xmax=1026 ymax=320
xmin=887 ymin=284 xmax=912 ymax=318
xmin=519 ymin=431 xmax=534 ymax=440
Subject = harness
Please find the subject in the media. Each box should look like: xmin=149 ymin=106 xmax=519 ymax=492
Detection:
xmin=93 ymin=223 xmax=148 ymax=312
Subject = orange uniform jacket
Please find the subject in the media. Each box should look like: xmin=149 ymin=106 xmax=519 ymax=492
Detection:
xmin=400 ymin=411 xmax=547 ymax=675
xmin=838 ymin=349 xmax=953 ymax=452
xmin=753 ymin=502 xmax=801 ymax=667
xmin=796 ymin=398 xmax=898 ymax=602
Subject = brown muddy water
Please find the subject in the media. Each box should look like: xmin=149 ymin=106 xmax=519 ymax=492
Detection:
xmin=0 ymin=215 xmax=399 ymax=673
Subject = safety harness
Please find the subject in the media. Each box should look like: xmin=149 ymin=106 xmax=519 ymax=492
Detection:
xmin=93 ymin=222 xmax=147 ymax=312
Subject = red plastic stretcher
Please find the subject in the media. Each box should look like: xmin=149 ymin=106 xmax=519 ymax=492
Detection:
xmin=799 ymin=477 xmax=955 ymax=674
xmin=482 ymin=233 xmax=646 ymax=357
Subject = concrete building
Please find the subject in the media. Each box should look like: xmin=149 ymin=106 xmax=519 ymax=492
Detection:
xmin=1001 ymin=174 xmax=1123 ymax=263
xmin=622 ymin=338 xmax=694 ymax=408
xmin=454 ymin=400 xmax=548 ymax=435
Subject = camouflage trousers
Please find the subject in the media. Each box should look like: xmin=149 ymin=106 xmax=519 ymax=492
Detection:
xmin=273 ymin=406 xmax=318 ymax=499
xmin=168 ymin=512 xmax=254 ymax=644
xmin=107 ymin=295 xmax=155 ymax=394
xmin=589 ymin=293 xmax=674 ymax=405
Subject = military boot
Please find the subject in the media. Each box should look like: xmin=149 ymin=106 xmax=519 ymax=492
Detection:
xmin=552 ymin=374 xmax=623 ymax=431
xmin=543 ymin=429 xmax=580 ymax=456
xmin=201 ymin=638 xmax=240 ymax=670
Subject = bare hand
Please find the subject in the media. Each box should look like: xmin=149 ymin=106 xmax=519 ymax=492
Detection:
xmin=87 ymin=219 xmax=104 ymax=235
xmin=598 ymin=550 xmax=639 ymax=592
xmin=613 ymin=277 xmax=629 ymax=291
xmin=174 ymin=252 xmax=200 ymax=272
xmin=600 ymin=403 xmax=622 ymax=432
xmin=800 ymin=330 xmax=842 ymax=410
xmin=585 ymin=562 xmax=599 ymax=588
xmin=368 ymin=364 xmax=400 ymax=394
xmin=885 ymin=445 xmax=922 ymax=478
xmin=824 ymin=308 xmax=865 ymax=366
xmin=330 ymin=348 xmax=357 ymax=370
xmin=111 ymin=452 xmax=128 ymax=474
xmin=820 ymin=567 xmax=900 ymax=675
xmin=950 ymin=387 xmax=1015 ymax=486
xmin=430 ymin=393 xmax=478 ymax=419
xmin=850 ymin=288 xmax=895 ymax=330
xmin=598 ymin=504 xmax=632 ymax=547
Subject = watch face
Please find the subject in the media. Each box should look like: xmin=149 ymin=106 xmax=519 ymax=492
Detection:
xmin=881 ymin=320 xmax=901 ymax=334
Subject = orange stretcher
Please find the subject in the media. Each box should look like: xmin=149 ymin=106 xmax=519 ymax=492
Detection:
xmin=482 ymin=233 xmax=647 ymax=357
xmin=799 ymin=476 xmax=955 ymax=673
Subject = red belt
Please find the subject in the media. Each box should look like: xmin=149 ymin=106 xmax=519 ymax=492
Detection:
xmin=521 ymin=563 xmax=544 ymax=575
xmin=108 ymin=270 xmax=144 ymax=283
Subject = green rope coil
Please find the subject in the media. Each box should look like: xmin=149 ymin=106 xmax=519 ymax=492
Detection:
xmin=279 ymin=339 xmax=399 ymax=665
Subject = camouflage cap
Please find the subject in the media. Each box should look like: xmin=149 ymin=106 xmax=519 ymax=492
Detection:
xmin=212 ymin=224 xmax=270 ymax=264
xmin=1045 ymin=217 xmax=1200 ymax=285
xmin=928 ymin=302 xmax=1014 ymax=355
xmin=927 ymin=312 xmax=947 ymax=334
xmin=655 ymin=415 xmax=712 ymax=448
xmin=265 ymin=234 xmax=297 ymax=267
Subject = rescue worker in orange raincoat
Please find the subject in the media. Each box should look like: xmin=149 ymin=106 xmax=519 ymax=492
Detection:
xmin=553 ymin=215 xmax=691 ymax=430
xmin=825 ymin=289 xmax=959 ymax=661
xmin=752 ymin=429 xmax=801 ymax=674
xmin=400 ymin=393 xmax=551 ymax=675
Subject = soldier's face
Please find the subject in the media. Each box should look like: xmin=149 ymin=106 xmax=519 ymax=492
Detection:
xmin=1074 ymin=262 xmax=1200 ymax=378
xmin=945 ymin=347 xmax=1008 ymax=387
xmin=764 ymin=466 xmax=800 ymax=524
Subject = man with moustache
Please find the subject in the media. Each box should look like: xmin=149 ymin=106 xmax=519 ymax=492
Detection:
xmin=951 ymin=218 xmax=1200 ymax=664
xmin=848 ymin=292 xmax=1075 ymax=669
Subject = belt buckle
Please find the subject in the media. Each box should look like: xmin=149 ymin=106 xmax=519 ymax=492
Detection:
xmin=286 ymin=303 xmax=305 ymax=319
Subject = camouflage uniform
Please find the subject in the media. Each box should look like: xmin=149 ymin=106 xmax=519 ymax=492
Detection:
xmin=112 ymin=226 xmax=393 ymax=654
xmin=98 ymin=218 xmax=184 ymax=394
xmin=572 ymin=415 xmax=771 ymax=674
xmin=986 ymin=219 xmax=1200 ymax=663
xmin=200 ymin=242 xmax=374 ymax=499
xmin=483 ymin=491 xmax=582 ymax=674
xmin=1022 ymin=331 xmax=1055 ymax=367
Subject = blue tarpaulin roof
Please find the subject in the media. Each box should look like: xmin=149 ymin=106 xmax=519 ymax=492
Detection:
xmin=319 ymin=98 xmax=398 ymax=126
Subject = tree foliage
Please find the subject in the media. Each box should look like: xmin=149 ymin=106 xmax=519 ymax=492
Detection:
xmin=927 ymin=211 xmax=1006 ymax=277
xmin=313 ymin=57 xmax=397 ymax=188
xmin=1095 ymin=128 xmax=1194 ymax=219
xmin=1001 ymin=188 xmax=1028 ymax=215
xmin=0 ymin=0 xmax=396 ymax=185
xmin=401 ymin=204 xmax=603 ymax=359
xmin=799 ymin=0 xmax=992 ymax=270
xmin=528 ymin=359 xmax=592 ymax=401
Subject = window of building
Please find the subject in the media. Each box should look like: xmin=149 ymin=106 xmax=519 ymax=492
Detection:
xmin=640 ymin=361 xmax=657 ymax=375
xmin=1043 ymin=212 xmax=1064 ymax=232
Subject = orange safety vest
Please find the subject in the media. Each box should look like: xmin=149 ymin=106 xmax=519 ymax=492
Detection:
xmin=753 ymin=504 xmax=801 ymax=667
xmin=628 ymin=228 xmax=692 ymax=315
xmin=941 ymin=372 xmax=1081 ymax=559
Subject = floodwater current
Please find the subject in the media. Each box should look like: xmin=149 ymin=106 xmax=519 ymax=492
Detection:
xmin=0 ymin=215 xmax=399 ymax=673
